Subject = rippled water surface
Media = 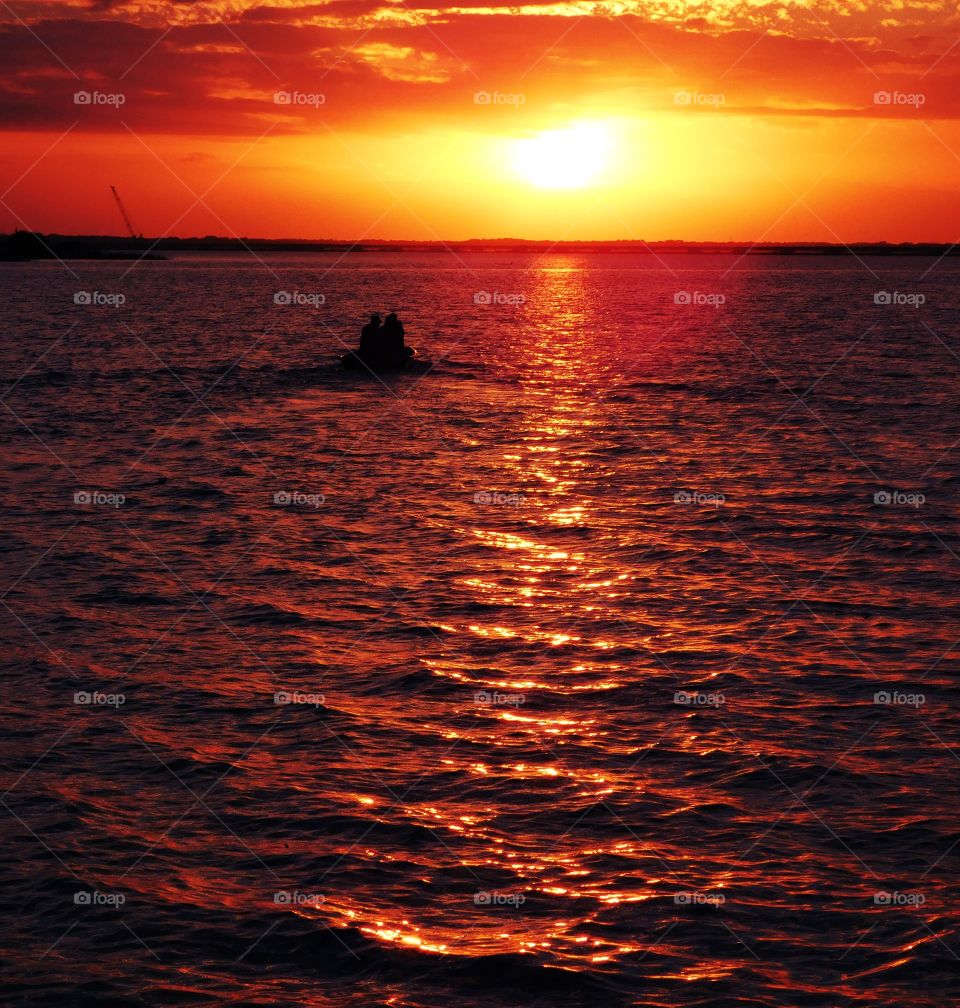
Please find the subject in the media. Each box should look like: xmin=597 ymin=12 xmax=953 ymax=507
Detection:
xmin=2 ymin=252 xmax=959 ymax=1006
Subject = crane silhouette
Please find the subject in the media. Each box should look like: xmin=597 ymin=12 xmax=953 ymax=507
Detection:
xmin=109 ymin=186 xmax=141 ymax=239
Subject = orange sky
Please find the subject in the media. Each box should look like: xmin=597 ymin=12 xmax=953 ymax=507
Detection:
xmin=2 ymin=0 xmax=959 ymax=240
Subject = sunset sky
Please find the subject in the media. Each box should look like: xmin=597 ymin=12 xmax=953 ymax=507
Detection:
xmin=2 ymin=0 xmax=959 ymax=240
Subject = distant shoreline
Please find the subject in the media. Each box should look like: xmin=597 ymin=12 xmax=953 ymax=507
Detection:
xmin=3 ymin=231 xmax=959 ymax=260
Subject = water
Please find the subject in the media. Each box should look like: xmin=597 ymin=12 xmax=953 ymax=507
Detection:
xmin=1 ymin=252 xmax=958 ymax=1006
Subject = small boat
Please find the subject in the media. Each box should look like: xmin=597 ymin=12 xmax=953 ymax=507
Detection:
xmin=341 ymin=346 xmax=419 ymax=372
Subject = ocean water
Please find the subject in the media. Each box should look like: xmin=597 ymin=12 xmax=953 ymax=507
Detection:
xmin=1 ymin=251 xmax=958 ymax=1007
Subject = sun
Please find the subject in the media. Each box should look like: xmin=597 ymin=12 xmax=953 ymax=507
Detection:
xmin=511 ymin=122 xmax=614 ymax=190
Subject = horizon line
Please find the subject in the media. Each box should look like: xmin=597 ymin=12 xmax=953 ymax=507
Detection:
xmin=5 ymin=231 xmax=960 ymax=253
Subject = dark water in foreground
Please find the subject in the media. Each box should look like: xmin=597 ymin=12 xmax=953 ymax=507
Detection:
xmin=1 ymin=252 xmax=958 ymax=1006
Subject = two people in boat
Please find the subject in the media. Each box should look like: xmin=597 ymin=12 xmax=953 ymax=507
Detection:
xmin=358 ymin=312 xmax=412 ymax=364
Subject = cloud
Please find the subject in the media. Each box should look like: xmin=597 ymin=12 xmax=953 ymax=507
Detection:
xmin=0 ymin=0 xmax=958 ymax=137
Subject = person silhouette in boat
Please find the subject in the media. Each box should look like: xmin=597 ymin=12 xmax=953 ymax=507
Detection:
xmin=382 ymin=312 xmax=413 ymax=360
xmin=359 ymin=313 xmax=383 ymax=358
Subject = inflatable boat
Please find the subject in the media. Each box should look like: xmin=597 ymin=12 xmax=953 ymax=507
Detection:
xmin=340 ymin=346 xmax=418 ymax=371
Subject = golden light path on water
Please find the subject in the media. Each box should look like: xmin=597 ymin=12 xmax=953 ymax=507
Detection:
xmin=309 ymin=261 xmax=709 ymax=969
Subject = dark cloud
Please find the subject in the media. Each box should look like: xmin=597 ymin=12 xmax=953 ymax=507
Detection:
xmin=0 ymin=5 xmax=958 ymax=137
